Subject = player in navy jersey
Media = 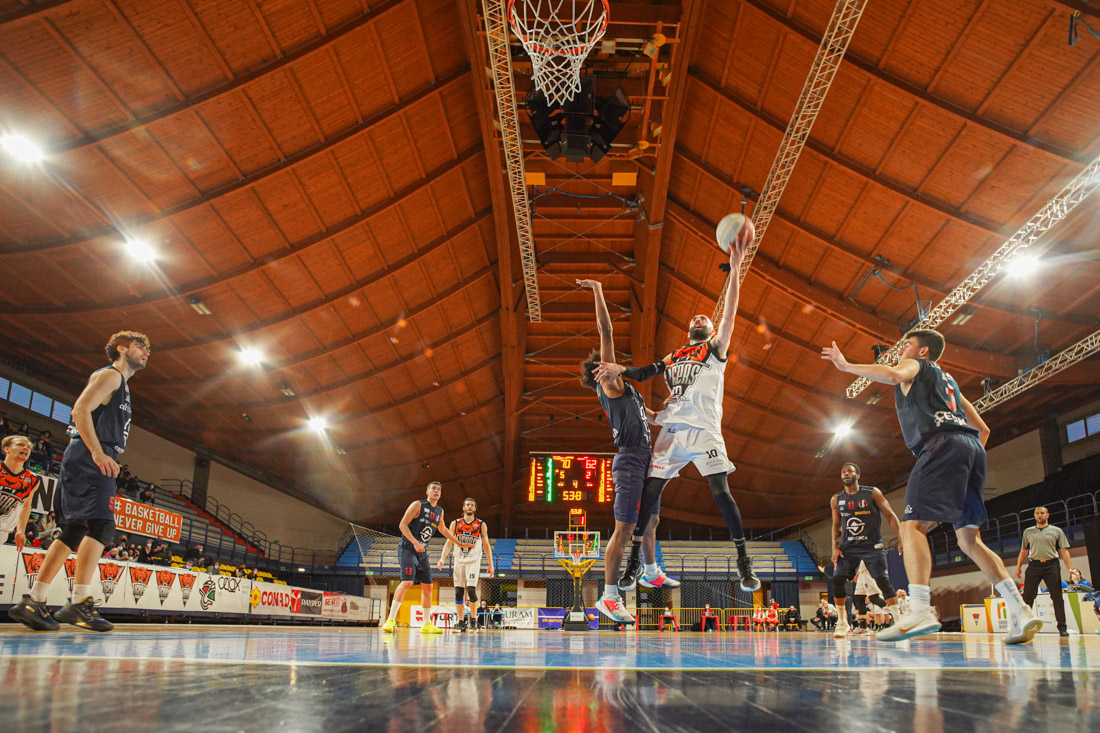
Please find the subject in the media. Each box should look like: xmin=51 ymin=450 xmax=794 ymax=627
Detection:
xmin=382 ymin=481 xmax=473 ymax=634
xmin=829 ymin=462 xmax=902 ymax=637
xmin=822 ymin=329 xmax=1040 ymax=644
xmin=10 ymin=331 xmax=150 ymax=633
xmin=576 ymin=279 xmax=671 ymax=626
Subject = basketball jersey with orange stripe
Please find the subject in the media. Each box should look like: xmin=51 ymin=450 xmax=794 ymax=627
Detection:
xmin=657 ymin=339 xmax=727 ymax=430
xmin=0 ymin=464 xmax=41 ymax=533
xmin=454 ymin=517 xmax=483 ymax=563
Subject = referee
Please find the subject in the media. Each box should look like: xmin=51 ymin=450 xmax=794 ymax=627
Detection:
xmin=1015 ymin=506 xmax=1072 ymax=637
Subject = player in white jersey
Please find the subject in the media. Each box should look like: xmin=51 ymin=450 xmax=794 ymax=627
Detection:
xmin=0 ymin=435 xmax=44 ymax=551
xmin=437 ymin=497 xmax=494 ymax=632
xmin=596 ymin=235 xmax=760 ymax=592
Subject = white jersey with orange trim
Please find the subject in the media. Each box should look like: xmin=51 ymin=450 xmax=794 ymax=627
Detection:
xmin=656 ymin=339 xmax=727 ymax=430
xmin=453 ymin=516 xmax=484 ymax=564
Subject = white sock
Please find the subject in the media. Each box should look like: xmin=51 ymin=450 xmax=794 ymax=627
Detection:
xmin=387 ymin=598 xmax=401 ymax=622
xmin=908 ymin=584 xmax=931 ymax=613
xmin=72 ymin=584 xmax=91 ymax=603
xmin=29 ymin=581 xmax=49 ymax=603
xmin=603 ymin=583 xmax=621 ymax=600
xmin=995 ymin=579 xmax=1025 ymax=616
xmin=644 ymin=563 xmax=659 ymax=578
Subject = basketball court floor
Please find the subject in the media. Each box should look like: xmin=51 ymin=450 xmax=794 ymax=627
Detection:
xmin=1 ymin=625 xmax=1097 ymax=732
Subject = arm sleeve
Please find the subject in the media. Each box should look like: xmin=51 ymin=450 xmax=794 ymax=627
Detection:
xmin=622 ymin=361 xmax=667 ymax=382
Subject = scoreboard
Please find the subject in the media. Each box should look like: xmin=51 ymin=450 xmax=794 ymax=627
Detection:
xmin=527 ymin=453 xmax=614 ymax=504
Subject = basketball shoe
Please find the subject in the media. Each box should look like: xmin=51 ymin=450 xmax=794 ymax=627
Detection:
xmin=8 ymin=594 xmax=59 ymax=631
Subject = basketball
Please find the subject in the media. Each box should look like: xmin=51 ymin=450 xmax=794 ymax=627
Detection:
xmin=716 ymin=213 xmax=754 ymax=254
xmin=588 ymin=613 xmax=596 ymax=621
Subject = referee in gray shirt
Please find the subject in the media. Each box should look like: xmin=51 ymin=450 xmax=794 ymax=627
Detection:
xmin=1015 ymin=506 xmax=1072 ymax=636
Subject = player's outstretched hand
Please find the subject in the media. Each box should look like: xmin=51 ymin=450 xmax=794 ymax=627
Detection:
xmin=821 ymin=341 xmax=850 ymax=371
xmin=594 ymin=361 xmax=626 ymax=381
xmin=576 ymin=278 xmax=602 ymax=291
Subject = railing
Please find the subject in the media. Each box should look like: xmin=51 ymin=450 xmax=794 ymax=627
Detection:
xmin=927 ymin=489 xmax=1100 ymax=566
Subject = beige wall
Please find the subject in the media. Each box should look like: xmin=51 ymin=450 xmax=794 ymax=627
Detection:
xmin=985 ymin=430 xmax=1044 ymax=499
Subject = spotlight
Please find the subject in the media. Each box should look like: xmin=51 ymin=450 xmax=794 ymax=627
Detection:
xmin=526 ymin=81 xmax=631 ymax=164
xmin=308 ymin=417 xmax=328 ymax=433
xmin=126 ymin=239 xmax=156 ymax=263
xmin=422 ymin=460 xmax=430 ymax=469
xmin=0 ymin=133 xmax=44 ymax=163
xmin=1006 ymin=255 xmax=1038 ymax=278
xmin=241 ymin=413 xmax=252 ymax=423
xmin=871 ymin=344 xmax=890 ymax=361
xmin=981 ymin=377 xmax=999 ymax=396
xmin=188 ymin=295 xmax=212 ymax=315
xmin=238 ymin=348 xmax=263 ymax=366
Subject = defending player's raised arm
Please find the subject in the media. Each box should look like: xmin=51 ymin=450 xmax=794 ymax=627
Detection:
xmin=577 ymin=279 xmax=615 ymax=363
xmin=958 ymin=393 xmax=990 ymax=446
xmin=398 ymin=501 xmax=425 ymax=551
xmin=713 ymin=243 xmax=748 ymax=359
xmin=70 ymin=368 xmax=125 ymax=477
xmin=594 ymin=356 xmax=669 ymax=383
xmin=436 ymin=520 xmax=457 ymax=570
xmin=820 ymin=342 xmax=921 ymax=385
xmin=481 ymin=522 xmax=495 ymax=577
xmin=829 ymin=494 xmax=843 ymax=565
xmin=871 ymin=488 xmax=903 ymax=556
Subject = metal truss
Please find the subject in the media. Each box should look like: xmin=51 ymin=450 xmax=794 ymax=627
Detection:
xmin=482 ymin=0 xmax=542 ymax=321
xmin=974 ymin=330 xmax=1100 ymax=413
xmin=714 ymin=0 xmax=868 ymax=326
xmin=847 ymin=151 xmax=1100 ymax=397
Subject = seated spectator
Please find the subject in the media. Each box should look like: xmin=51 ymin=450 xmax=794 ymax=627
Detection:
xmin=476 ymin=600 xmax=490 ymax=629
xmin=491 ymin=604 xmax=503 ymax=627
xmin=0 ymin=413 xmax=13 ymax=436
xmin=183 ymin=543 xmax=205 ymax=566
xmin=810 ymin=599 xmax=837 ymax=631
xmin=659 ymin=604 xmax=679 ymax=632
xmin=752 ymin=607 xmax=767 ymax=631
xmin=1065 ymin=569 xmax=1093 ymax=592
xmin=149 ymin=542 xmax=171 ymax=566
xmin=41 ymin=511 xmax=57 ymax=533
xmin=784 ymin=605 xmax=801 ymax=631
xmin=138 ymin=540 xmax=153 ymax=563
xmin=40 ymin=528 xmax=61 ymax=551
xmin=701 ymin=603 xmax=720 ymax=632
xmin=140 ymin=484 xmax=156 ymax=505
xmin=765 ymin=605 xmax=779 ymax=631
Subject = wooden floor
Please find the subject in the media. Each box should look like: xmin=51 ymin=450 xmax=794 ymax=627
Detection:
xmin=1 ymin=624 xmax=1097 ymax=732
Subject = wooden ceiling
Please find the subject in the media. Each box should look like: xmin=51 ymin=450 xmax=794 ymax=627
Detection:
xmin=1 ymin=0 xmax=1097 ymax=531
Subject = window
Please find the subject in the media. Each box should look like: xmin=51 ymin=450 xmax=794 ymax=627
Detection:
xmin=1067 ymin=412 xmax=1100 ymax=444
xmin=1 ymin=377 xmax=74 ymax=427
xmin=51 ymin=401 xmax=72 ymax=425
xmin=30 ymin=391 xmax=52 ymax=417
xmin=0 ymin=378 xmax=8 ymax=400
xmin=8 ymin=382 xmax=31 ymax=409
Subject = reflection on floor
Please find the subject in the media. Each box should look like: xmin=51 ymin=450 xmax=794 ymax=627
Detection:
xmin=1 ymin=626 xmax=1098 ymax=732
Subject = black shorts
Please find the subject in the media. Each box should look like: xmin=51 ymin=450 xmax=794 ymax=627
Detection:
xmin=903 ymin=432 xmax=987 ymax=529
xmin=612 ymin=449 xmax=660 ymax=523
xmin=56 ymin=440 xmax=119 ymax=524
xmin=398 ymin=544 xmax=432 ymax=584
xmin=835 ymin=548 xmax=888 ymax=581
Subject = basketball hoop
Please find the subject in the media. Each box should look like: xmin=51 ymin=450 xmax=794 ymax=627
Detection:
xmin=508 ymin=0 xmax=610 ymax=105
xmin=568 ymin=542 xmax=585 ymax=566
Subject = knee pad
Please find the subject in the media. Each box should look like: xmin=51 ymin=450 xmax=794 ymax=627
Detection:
xmin=87 ymin=519 xmax=115 ymax=546
xmin=455 ymin=586 xmax=465 ymax=604
xmin=853 ymin=594 xmax=868 ymax=615
xmin=868 ymin=594 xmax=886 ymax=610
xmin=466 ymin=586 xmax=477 ymax=603
xmin=874 ymin=575 xmax=895 ymax=599
xmin=57 ymin=523 xmax=88 ymax=550
xmin=831 ymin=574 xmax=847 ymax=601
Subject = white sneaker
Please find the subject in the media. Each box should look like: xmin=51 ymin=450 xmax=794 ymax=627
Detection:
xmin=596 ymin=597 xmax=636 ymax=624
xmin=833 ymin=620 xmax=849 ymax=638
xmin=876 ymin=608 xmax=941 ymax=642
xmin=1003 ymin=607 xmax=1043 ymax=645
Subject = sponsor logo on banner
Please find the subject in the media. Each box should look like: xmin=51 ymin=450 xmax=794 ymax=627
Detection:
xmin=155 ymin=570 xmax=175 ymax=605
xmin=98 ymin=562 xmax=124 ymax=601
xmin=289 ymin=589 xmax=302 ymax=613
xmin=129 ymin=566 xmax=152 ymax=602
xmin=200 ymin=579 xmax=217 ymax=610
xmin=217 ymin=576 xmax=241 ymax=592
xmin=20 ymin=551 xmax=45 ymax=586
xmin=298 ymin=590 xmax=323 ymax=615
xmin=249 ymin=587 xmax=260 ymax=608
xmin=178 ymin=573 xmax=196 ymax=605
xmin=251 ymin=586 xmax=295 ymax=611
xmin=63 ymin=557 xmax=78 ymax=592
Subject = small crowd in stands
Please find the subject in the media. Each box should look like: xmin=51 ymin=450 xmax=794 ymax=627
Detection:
xmin=0 ymin=413 xmax=61 ymax=474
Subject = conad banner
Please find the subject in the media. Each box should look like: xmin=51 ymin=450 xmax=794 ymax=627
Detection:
xmin=109 ymin=496 xmax=183 ymax=543
xmin=1 ymin=546 xmax=367 ymax=621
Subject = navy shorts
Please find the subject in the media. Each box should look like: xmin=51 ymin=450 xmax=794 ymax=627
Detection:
xmin=56 ymin=440 xmax=120 ymax=524
xmin=834 ymin=548 xmax=888 ymax=581
xmin=398 ymin=543 xmax=433 ymax=584
xmin=903 ymin=432 xmax=987 ymax=530
xmin=612 ymin=449 xmax=660 ymax=523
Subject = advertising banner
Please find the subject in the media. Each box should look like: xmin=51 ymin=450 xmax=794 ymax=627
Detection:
xmin=110 ymin=496 xmax=183 ymax=543
xmin=538 ymin=607 xmax=600 ymax=629
xmin=409 ymin=604 xmax=458 ymax=628
xmin=960 ymin=604 xmax=987 ymax=632
xmin=501 ymin=607 xmax=537 ymax=629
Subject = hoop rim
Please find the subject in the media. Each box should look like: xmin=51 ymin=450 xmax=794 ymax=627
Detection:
xmin=507 ymin=0 xmax=610 ymax=57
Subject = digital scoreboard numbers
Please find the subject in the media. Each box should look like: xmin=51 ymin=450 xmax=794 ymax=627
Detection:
xmin=527 ymin=453 xmax=614 ymax=504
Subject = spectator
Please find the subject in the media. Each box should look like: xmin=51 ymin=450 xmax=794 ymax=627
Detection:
xmin=140 ymin=484 xmax=156 ymax=505
xmin=138 ymin=541 xmax=153 ymax=563
xmin=701 ymin=603 xmax=720 ymax=632
xmin=491 ymin=604 xmax=503 ymax=628
xmin=764 ymin=605 xmax=779 ymax=631
xmin=784 ymin=605 xmax=802 ymax=631
xmin=0 ymin=413 xmax=13 ymax=436
xmin=659 ymin=604 xmax=680 ymax=632
xmin=1065 ymin=569 xmax=1093 ymax=592
xmin=149 ymin=543 xmax=171 ymax=566
xmin=232 ymin=566 xmax=244 ymax=578
xmin=41 ymin=528 xmax=61 ymax=551
xmin=477 ymin=600 xmax=490 ymax=629
xmin=810 ymin=599 xmax=837 ymax=631
xmin=183 ymin=543 xmax=205 ymax=566
xmin=40 ymin=511 xmax=57 ymax=533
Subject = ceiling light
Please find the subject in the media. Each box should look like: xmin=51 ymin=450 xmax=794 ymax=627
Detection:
xmin=238 ymin=348 xmax=263 ymax=366
xmin=308 ymin=416 xmax=328 ymax=433
xmin=188 ymin=295 xmax=212 ymax=315
xmin=1005 ymin=255 xmax=1038 ymax=278
xmin=126 ymin=238 xmax=157 ymax=263
xmin=297 ymin=567 xmax=306 ymax=573
xmin=277 ymin=382 xmax=295 ymax=397
xmin=833 ymin=423 xmax=853 ymax=439
xmin=950 ymin=306 xmax=976 ymax=326
xmin=1 ymin=134 xmax=44 ymax=163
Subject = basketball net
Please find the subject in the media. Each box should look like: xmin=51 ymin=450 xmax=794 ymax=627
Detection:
xmin=347 ymin=523 xmax=402 ymax=569
xmin=508 ymin=0 xmax=609 ymax=105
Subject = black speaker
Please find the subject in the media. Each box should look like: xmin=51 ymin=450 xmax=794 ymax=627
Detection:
xmin=1083 ymin=517 xmax=1100 ymax=577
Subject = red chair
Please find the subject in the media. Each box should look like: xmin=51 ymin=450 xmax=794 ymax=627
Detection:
xmin=659 ymin=610 xmax=680 ymax=631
